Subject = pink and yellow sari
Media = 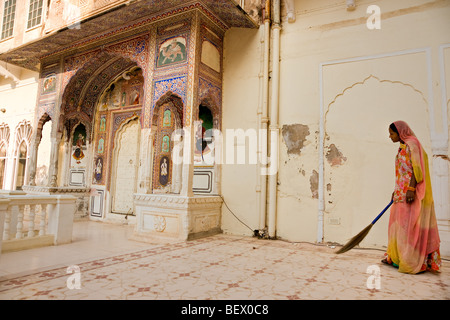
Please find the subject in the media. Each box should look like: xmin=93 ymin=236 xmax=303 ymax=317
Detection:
xmin=384 ymin=121 xmax=441 ymax=274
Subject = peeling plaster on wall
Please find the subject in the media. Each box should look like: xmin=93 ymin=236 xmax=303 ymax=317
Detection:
xmin=310 ymin=170 xmax=319 ymax=199
xmin=282 ymin=124 xmax=310 ymax=155
xmin=326 ymin=144 xmax=347 ymax=167
xmin=278 ymin=190 xmax=302 ymax=202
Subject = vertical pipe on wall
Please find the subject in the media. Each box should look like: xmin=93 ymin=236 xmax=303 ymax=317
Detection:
xmin=318 ymin=63 xmax=325 ymax=243
xmin=267 ymin=0 xmax=281 ymax=238
xmin=259 ymin=0 xmax=271 ymax=231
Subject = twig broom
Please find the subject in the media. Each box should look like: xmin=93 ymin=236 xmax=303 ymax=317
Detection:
xmin=335 ymin=200 xmax=393 ymax=254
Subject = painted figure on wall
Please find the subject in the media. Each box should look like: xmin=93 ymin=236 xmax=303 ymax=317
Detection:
xmin=100 ymin=95 xmax=108 ymax=111
xmin=99 ymin=116 xmax=106 ymax=132
xmin=121 ymin=92 xmax=127 ymax=106
xmin=42 ymin=74 xmax=57 ymax=94
xmin=94 ymin=156 xmax=103 ymax=183
xmin=98 ymin=138 xmax=105 ymax=154
xmin=72 ymin=124 xmax=86 ymax=164
xmin=159 ymin=156 xmax=169 ymax=186
xmin=157 ymin=37 xmax=187 ymax=67
xmin=152 ymin=98 xmax=182 ymax=191
xmin=112 ymin=89 xmax=121 ymax=108
xmin=162 ymin=135 xmax=170 ymax=153
xmin=131 ymin=88 xmax=140 ymax=105
xmin=163 ymin=109 xmax=172 ymax=127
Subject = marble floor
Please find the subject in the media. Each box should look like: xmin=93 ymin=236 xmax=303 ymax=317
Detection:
xmin=0 ymin=220 xmax=448 ymax=300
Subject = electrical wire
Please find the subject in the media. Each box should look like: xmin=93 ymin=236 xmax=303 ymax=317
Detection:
xmin=220 ymin=195 xmax=255 ymax=233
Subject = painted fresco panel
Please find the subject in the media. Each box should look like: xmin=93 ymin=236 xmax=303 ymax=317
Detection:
xmin=71 ymin=124 xmax=87 ymax=166
xmin=152 ymin=101 xmax=182 ymax=192
xmin=152 ymin=76 xmax=187 ymax=114
xmin=157 ymin=36 xmax=187 ymax=68
xmin=92 ymin=68 xmax=144 ymax=186
xmin=42 ymin=73 xmax=57 ymax=95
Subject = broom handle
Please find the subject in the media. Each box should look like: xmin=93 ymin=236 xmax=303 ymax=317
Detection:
xmin=370 ymin=200 xmax=394 ymax=225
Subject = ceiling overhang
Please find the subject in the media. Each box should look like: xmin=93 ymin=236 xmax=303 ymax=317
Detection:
xmin=0 ymin=64 xmax=20 ymax=83
xmin=0 ymin=0 xmax=258 ymax=72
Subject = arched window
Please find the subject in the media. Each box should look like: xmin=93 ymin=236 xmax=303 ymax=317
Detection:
xmin=0 ymin=124 xmax=10 ymax=189
xmin=13 ymin=120 xmax=32 ymax=190
xmin=16 ymin=141 xmax=27 ymax=190
xmin=0 ymin=143 xmax=7 ymax=189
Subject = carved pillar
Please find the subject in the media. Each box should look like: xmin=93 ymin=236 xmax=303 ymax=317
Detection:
xmin=27 ymin=139 xmax=40 ymax=186
xmin=137 ymin=127 xmax=154 ymax=194
xmin=212 ymin=128 xmax=222 ymax=195
xmin=180 ymin=12 xmax=201 ymax=197
xmin=172 ymin=129 xmax=183 ymax=194
xmin=62 ymin=138 xmax=70 ymax=186
xmin=47 ymin=127 xmax=62 ymax=187
xmin=180 ymin=125 xmax=194 ymax=197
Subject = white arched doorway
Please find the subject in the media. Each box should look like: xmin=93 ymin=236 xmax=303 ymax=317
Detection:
xmin=111 ymin=118 xmax=141 ymax=214
xmin=13 ymin=121 xmax=32 ymax=190
xmin=323 ymin=75 xmax=431 ymax=248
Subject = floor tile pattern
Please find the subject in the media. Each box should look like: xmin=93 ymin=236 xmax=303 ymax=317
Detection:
xmin=0 ymin=221 xmax=448 ymax=300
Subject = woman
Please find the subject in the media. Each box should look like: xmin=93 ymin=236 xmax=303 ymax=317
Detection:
xmin=383 ymin=121 xmax=441 ymax=274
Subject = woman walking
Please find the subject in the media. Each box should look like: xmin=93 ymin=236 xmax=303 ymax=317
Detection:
xmin=383 ymin=121 xmax=441 ymax=274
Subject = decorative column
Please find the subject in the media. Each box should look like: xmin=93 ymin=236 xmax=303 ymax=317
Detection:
xmin=27 ymin=138 xmax=40 ymax=186
xmin=172 ymin=129 xmax=183 ymax=194
xmin=180 ymin=12 xmax=201 ymax=197
xmin=47 ymin=127 xmax=62 ymax=187
xmin=137 ymin=127 xmax=154 ymax=194
xmin=61 ymin=138 xmax=70 ymax=186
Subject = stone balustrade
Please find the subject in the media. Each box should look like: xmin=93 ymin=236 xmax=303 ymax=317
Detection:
xmin=0 ymin=194 xmax=76 ymax=254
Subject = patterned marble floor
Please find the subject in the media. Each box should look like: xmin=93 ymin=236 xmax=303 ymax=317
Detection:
xmin=0 ymin=221 xmax=448 ymax=300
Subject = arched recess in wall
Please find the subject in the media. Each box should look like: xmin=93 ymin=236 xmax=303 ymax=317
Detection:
xmin=93 ymin=66 xmax=143 ymax=187
xmin=34 ymin=113 xmax=52 ymax=187
xmin=59 ymin=114 xmax=91 ymax=187
xmin=110 ymin=116 xmax=141 ymax=214
xmin=151 ymin=92 xmax=184 ymax=194
xmin=60 ymin=50 xmax=143 ymax=190
xmin=59 ymin=52 xmax=142 ymax=139
xmin=323 ymin=75 xmax=430 ymax=247
xmin=0 ymin=123 xmax=10 ymax=189
xmin=13 ymin=120 xmax=33 ymax=190
xmin=196 ymin=93 xmax=221 ymax=155
xmin=193 ymin=90 xmax=222 ymax=195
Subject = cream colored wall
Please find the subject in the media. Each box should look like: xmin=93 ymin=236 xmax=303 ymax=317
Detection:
xmin=0 ymin=67 xmax=39 ymax=190
xmin=222 ymin=27 xmax=262 ymax=236
xmin=222 ymin=0 xmax=450 ymax=250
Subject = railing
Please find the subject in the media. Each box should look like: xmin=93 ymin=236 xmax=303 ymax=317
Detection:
xmin=0 ymin=195 xmax=76 ymax=254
